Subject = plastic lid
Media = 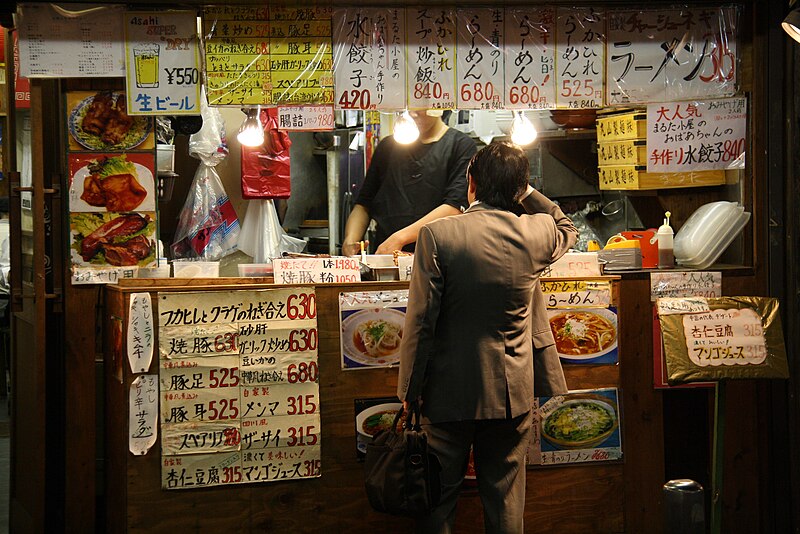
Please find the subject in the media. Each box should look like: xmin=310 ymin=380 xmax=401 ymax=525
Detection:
xmin=675 ymin=205 xmax=750 ymax=268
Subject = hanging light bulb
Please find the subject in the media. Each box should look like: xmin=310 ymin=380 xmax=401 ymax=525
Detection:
xmin=393 ymin=110 xmax=419 ymax=144
xmin=237 ymin=106 xmax=264 ymax=147
xmin=510 ymin=111 xmax=537 ymax=146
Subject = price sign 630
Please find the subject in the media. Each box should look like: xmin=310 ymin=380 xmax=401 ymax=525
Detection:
xmin=287 ymin=292 xmax=316 ymax=319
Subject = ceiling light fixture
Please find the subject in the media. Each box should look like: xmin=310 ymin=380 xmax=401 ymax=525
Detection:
xmin=783 ymin=8 xmax=800 ymax=44
xmin=510 ymin=111 xmax=537 ymax=146
xmin=393 ymin=110 xmax=419 ymax=144
xmin=237 ymin=106 xmax=264 ymax=147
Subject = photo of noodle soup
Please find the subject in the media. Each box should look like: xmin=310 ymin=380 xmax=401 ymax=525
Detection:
xmin=341 ymin=308 xmax=406 ymax=366
xmin=547 ymin=308 xmax=618 ymax=360
xmin=541 ymin=395 xmax=619 ymax=449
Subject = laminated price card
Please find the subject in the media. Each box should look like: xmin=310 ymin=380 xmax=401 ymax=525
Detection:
xmin=158 ymin=288 xmax=321 ymax=489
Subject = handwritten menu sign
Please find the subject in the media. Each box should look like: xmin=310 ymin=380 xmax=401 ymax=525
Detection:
xmin=333 ymin=8 xmax=407 ymax=110
xmin=407 ymin=8 xmax=457 ymax=109
xmin=18 ymin=3 xmax=125 ymax=77
xmin=203 ymin=6 xmax=272 ymax=106
xmin=277 ymin=105 xmax=335 ymax=131
xmin=270 ymin=6 xmax=334 ymax=106
xmin=530 ymin=388 xmax=622 ymax=466
xmin=273 ymin=257 xmax=361 ymax=284
xmin=555 ymin=7 xmax=604 ymax=109
xmin=606 ymin=7 xmax=739 ymax=105
xmin=456 ymin=9 xmax=504 ymax=110
xmin=540 ymin=279 xmax=611 ymax=309
xmin=647 ymin=97 xmax=746 ymax=172
xmin=650 ymin=271 xmax=721 ymax=301
xmin=658 ymin=296 xmax=789 ymax=384
xmin=124 ymin=11 xmax=201 ymax=115
xmin=682 ymin=308 xmax=767 ymax=367
xmin=158 ymin=288 xmax=321 ymax=489
xmin=504 ymin=8 xmax=556 ymax=110
xmin=130 ymin=374 xmax=158 ymax=456
xmin=127 ymin=293 xmax=154 ymax=374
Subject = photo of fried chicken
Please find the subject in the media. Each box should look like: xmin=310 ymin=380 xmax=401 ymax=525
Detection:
xmin=70 ymin=91 xmax=150 ymax=150
xmin=77 ymin=156 xmax=149 ymax=212
xmin=80 ymin=91 xmax=135 ymax=146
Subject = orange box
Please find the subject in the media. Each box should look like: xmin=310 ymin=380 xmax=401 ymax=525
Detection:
xmin=621 ymin=230 xmax=657 ymax=268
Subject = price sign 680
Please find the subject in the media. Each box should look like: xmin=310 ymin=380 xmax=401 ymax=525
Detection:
xmin=460 ymin=82 xmax=498 ymax=106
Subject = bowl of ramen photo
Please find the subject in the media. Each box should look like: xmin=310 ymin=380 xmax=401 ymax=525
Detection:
xmin=341 ymin=308 xmax=405 ymax=366
xmin=547 ymin=308 xmax=618 ymax=361
xmin=356 ymin=402 xmax=405 ymax=440
xmin=540 ymin=395 xmax=619 ymax=449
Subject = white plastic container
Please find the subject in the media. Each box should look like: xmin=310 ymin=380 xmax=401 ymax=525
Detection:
xmin=156 ymin=144 xmax=175 ymax=173
xmin=237 ymin=263 xmax=273 ymax=277
xmin=137 ymin=265 xmax=171 ymax=278
xmin=674 ymin=201 xmax=751 ymax=269
xmin=172 ymin=260 xmax=220 ymax=278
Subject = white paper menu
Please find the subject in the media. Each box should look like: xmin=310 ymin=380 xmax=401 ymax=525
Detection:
xmin=18 ymin=3 xmax=125 ymax=78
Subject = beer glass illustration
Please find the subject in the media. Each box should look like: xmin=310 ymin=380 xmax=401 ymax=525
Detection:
xmin=134 ymin=44 xmax=160 ymax=88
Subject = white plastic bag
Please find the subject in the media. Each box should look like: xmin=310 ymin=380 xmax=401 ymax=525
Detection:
xmin=238 ymin=200 xmax=306 ymax=263
xmin=171 ymin=91 xmax=240 ymax=260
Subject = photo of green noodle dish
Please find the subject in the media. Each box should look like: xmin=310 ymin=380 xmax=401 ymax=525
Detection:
xmin=541 ymin=395 xmax=619 ymax=450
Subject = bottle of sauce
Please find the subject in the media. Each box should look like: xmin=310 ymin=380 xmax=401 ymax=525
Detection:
xmin=653 ymin=211 xmax=674 ymax=269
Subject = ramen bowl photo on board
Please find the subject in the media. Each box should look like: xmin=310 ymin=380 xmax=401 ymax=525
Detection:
xmin=340 ymin=308 xmax=405 ymax=367
xmin=547 ymin=307 xmax=619 ymax=363
xmin=355 ymin=402 xmax=404 ymax=440
xmin=541 ymin=394 xmax=619 ymax=450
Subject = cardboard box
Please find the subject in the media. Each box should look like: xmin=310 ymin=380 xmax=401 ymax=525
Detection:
xmin=598 ymin=165 xmax=726 ymax=190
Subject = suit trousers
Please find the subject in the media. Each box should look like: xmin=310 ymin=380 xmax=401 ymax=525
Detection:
xmin=414 ymin=410 xmax=534 ymax=534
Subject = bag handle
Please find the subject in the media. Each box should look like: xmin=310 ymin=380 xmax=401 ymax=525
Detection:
xmin=393 ymin=401 xmax=422 ymax=433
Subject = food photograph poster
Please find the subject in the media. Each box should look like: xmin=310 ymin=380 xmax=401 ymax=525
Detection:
xmin=530 ymin=388 xmax=622 ymax=466
xmin=158 ymin=288 xmax=321 ymax=489
xmin=66 ymin=90 xmax=157 ymax=284
xmin=354 ymin=396 xmax=402 ymax=458
xmin=339 ymin=290 xmax=408 ymax=370
xmin=548 ymin=307 xmax=619 ymax=364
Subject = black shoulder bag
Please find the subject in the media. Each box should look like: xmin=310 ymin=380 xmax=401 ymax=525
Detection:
xmin=363 ymin=403 xmax=442 ymax=517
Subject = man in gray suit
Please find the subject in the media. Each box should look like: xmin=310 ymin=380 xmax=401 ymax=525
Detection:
xmin=397 ymin=141 xmax=578 ymax=533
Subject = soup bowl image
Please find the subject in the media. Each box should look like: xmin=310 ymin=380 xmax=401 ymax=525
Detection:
xmin=355 ymin=402 xmax=405 ymax=440
xmin=540 ymin=395 xmax=619 ymax=450
xmin=547 ymin=308 xmax=618 ymax=361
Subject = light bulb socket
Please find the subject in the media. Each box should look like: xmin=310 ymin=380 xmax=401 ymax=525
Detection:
xmin=237 ymin=106 xmax=264 ymax=147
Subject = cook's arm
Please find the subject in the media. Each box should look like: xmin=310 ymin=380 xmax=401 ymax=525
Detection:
xmin=375 ymin=203 xmax=460 ymax=254
xmin=341 ymin=204 xmax=371 ymax=257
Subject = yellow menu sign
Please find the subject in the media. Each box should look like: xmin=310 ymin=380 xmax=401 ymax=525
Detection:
xmin=203 ymin=5 xmax=333 ymax=106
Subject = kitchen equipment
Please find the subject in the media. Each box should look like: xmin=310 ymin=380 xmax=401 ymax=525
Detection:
xmin=598 ymin=235 xmax=642 ymax=271
xmin=674 ymin=201 xmax=751 ymax=269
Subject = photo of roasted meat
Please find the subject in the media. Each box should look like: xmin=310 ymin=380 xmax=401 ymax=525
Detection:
xmin=80 ymin=213 xmax=149 ymax=262
xmin=80 ymin=172 xmax=147 ymax=211
xmin=81 ymin=91 xmax=115 ymax=137
xmin=104 ymin=235 xmax=153 ymax=266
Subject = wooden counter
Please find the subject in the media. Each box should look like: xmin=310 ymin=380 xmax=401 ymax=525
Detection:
xmin=103 ymin=275 xmax=762 ymax=533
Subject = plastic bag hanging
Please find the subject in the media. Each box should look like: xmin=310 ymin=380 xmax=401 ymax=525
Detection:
xmin=171 ymin=89 xmax=241 ymax=260
xmin=238 ymin=199 xmax=306 ymax=263
xmin=240 ymin=107 xmax=292 ymax=199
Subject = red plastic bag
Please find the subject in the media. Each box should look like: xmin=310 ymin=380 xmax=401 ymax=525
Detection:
xmin=241 ymin=108 xmax=292 ymax=199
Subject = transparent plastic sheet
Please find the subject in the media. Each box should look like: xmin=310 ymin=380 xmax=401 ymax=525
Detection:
xmin=201 ymin=6 xmax=334 ymax=107
xmin=155 ymin=117 xmax=175 ymax=145
xmin=171 ymin=93 xmax=240 ymax=260
xmin=238 ymin=200 xmax=306 ymax=263
xmin=605 ymin=6 xmax=740 ymax=105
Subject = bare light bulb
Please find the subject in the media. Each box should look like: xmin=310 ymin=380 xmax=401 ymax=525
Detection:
xmin=510 ymin=111 xmax=537 ymax=146
xmin=393 ymin=111 xmax=419 ymax=144
xmin=237 ymin=106 xmax=264 ymax=147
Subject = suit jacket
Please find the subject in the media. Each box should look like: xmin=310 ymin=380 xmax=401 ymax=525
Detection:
xmin=397 ymin=189 xmax=578 ymax=423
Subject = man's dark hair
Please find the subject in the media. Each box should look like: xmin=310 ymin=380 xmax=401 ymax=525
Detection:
xmin=467 ymin=141 xmax=529 ymax=210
